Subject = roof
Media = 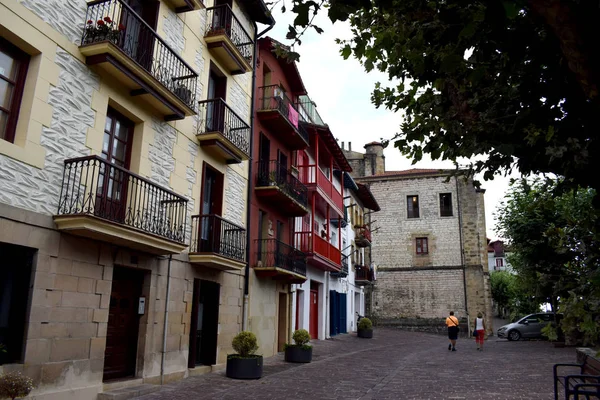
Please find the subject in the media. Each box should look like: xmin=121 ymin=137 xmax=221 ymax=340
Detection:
xmin=260 ymin=37 xmax=307 ymax=95
xmin=241 ymin=0 xmax=275 ymax=25
xmin=356 ymin=183 xmax=380 ymax=211
xmin=364 ymin=141 xmax=383 ymax=146
xmin=303 ymin=124 xmax=351 ymax=172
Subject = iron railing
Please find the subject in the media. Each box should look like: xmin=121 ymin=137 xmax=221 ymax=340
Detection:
xmin=331 ymin=255 xmax=349 ymax=277
xmin=197 ymin=98 xmax=250 ymax=156
xmin=296 ymin=95 xmax=325 ymax=126
xmin=355 ymin=266 xmax=372 ymax=282
xmin=205 ymin=4 xmax=253 ymax=62
xmin=57 ymin=156 xmax=187 ymax=243
xmin=256 ymin=239 xmax=307 ymax=277
xmin=190 ymin=214 xmax=246 ymax=262
xmin=82 ymin=0 xmax=198 ymax=109
xmin=257 ymin=85 xmax=309 ymax=142
xmin=256 ymin=161 xmax=308 ymax=208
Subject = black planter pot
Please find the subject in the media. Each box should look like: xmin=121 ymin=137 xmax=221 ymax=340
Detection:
xmin=284 ymin=346 xmax=313 ymax=363
xmin=226 ymin=355 xmax=263 ymax=379
xmin=358 ymin=328 xmax=373 ymax=338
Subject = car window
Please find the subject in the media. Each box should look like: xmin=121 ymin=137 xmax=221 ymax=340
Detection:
xmin=538 ymin=314 xmax=552 ymax=322
xmin=525 ymin=315 xmax=540 ymax=323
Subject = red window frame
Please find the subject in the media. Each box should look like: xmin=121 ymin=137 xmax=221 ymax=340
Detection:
xmin=0 ymin=37 xmax=30 ymax=143
xmin=416 ymin=237 xmax=428 ymax=255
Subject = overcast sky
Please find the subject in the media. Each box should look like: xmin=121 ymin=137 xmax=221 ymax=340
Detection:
xmin=261 ymin=8 xmax=519 ymax=240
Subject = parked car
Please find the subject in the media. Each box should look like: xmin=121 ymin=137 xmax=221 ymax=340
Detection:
xmin=497 ymin=313 xmax=562 ymax=341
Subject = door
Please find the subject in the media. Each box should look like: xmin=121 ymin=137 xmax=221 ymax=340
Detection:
xmin=258 ymin=133 xmax=271 ymax=183
xmin=309 ymin=289 xmax=318 ymax=340
xmin=199 ymin=164 xmax=223 ymax=253
xmin=339 ymin=293 xmax=347 ymax=334
xmin=212 ymin=0 xmax=233 ymax=35
xmin=188 ymin=279 xmax=220 ymax=367
xmin=207 ymin=66 xmax=227 ymax=132
xmin=297 ymin=151 xmax=309 ymax=184
xmin=277 ymin=293 xmax=287 ymax=352
xmin=277 ymin=151 xmax=288 ymax=183
xmin=96 ymin=108 xmax=133 ymax=223
xmin=329 ymin=290 xmax=339 ymax=336
xmin=522 ymin=314 xmax=544 ymax=338
xmin=104 ymin=267 xmax=144 ymax=381
xmin=121 ymin=0 xmax=159 ymax=72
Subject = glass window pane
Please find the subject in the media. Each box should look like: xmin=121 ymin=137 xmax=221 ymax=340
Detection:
xmin=0 ymin=79 xmax=14 ymax=108
xmin=117 ymin=123 xmax=129 ymax=140
xmin=0 ymin=52 xmax=17 ymax=80
xmin=0 ymin=111 xmax=9 ymax=141
xmin=102 ymin=132 xmax=111 ymax=153
xmin=104 ymin=116 xmax=113 ymax=133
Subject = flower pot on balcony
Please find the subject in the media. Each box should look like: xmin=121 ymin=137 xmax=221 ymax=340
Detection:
xmin=284 ymin=345 xmax=313 ymax=363
xmin=357 ymin=328 xmax=373 ymax=338
xmin=226 ymin=355 xmax=263 ymax=379
xmin=174 ymin=86 xmax=193 ymax=105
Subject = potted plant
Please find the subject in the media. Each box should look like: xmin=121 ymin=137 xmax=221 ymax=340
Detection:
xmin=226 ymin=331 xmax=262 ymax=379
xmin=83 ymin=16 xmax=125 ymax=45
xmin=357 ymin=317 xmax=373 ymax=338
xmin=0 ymin=371 xmax=34 ymax=400
xmin=284 ymin=329 xmax=312 ymax=363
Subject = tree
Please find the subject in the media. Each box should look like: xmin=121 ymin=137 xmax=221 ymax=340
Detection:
xmin=489 ymin=271 xmax=514 ymax=318
xmin=496 ymin=179 xmax=600 ymax=345
xmin=278 ymin=0 xmax=600 ymax=191
xmin=490 ymin=270 xmax=540 ymax=320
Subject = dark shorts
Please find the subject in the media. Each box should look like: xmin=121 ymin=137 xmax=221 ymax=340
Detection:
xmin=448 ymin=326 xmax=459 ymax=340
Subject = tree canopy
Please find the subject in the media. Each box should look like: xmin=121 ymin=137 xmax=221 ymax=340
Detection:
xmin=278 ymin=0 xmax=600 ymax=190
xmin=496 ymin=179 xmax=600 ymax=345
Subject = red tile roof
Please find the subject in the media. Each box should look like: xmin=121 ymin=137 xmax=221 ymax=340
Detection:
xmin=370 ymin=168 xmax=448 ymax=177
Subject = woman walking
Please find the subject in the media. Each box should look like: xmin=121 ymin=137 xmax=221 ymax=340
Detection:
xmin=473 ymin=312 xmax=486 ymax=350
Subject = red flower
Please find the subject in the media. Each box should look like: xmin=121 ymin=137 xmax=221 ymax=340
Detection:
xmin=103 ymin=16 xmax=112 ymax=23
xmin=87 ymin=19 xmax=93 ymax=24
xmin=118 ymin=24 xmax=126 ymax=31
xmin=97 ymin=20 xmax=105 ymax=25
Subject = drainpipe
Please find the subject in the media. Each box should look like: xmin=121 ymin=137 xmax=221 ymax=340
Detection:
xmin=243 ymin=19 xmax=276 ymax=331
xmin=455 ymin=176 xmax=470 ymax=335
xmin=160 ymin=254 xmax=172 ymax=385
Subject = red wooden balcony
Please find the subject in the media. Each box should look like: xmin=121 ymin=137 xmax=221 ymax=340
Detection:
xmin=294 ymin=231 xmax=341 ymax=272
xmin=297 ymin=165 xmax=343 ymax=216
xmin=355 ymin=265 xmax=373 ymax=284
xmin=354 ymin=225 xmax=372 ymax=248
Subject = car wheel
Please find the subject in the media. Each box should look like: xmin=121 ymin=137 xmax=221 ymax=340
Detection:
xmin=508 ymin=330 xmax=521 ymax=341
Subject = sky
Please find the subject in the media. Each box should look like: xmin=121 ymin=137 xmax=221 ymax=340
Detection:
xmin=260 ymin=8 xmax=520 ymax=240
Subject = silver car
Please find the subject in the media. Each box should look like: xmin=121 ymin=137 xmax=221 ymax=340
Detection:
xmin=497 ymin=313 xmax=561 ymax=341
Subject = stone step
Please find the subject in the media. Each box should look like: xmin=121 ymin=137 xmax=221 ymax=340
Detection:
xmin=98 ymin=384 xmax=160 ymax=400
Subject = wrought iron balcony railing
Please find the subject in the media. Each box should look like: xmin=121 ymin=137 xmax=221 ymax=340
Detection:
xmin=190 ymin=214 xmax=246 ymax=262
xmin=356 ymin=225 xmax=372 ymax=242
xmin=82 ymin=0 xmax=198 ymax=109
xmin=256 ymin=239 xmax=307 ymax=277
xmin=197 ymin=98 xmax=250 ymax=156
xmin=256 ymin=161 xmax=308 ymax=208
xmin=355 ymin=265 xmax=373 ymax=282
xmin=331 ymin=255 xmax=349 ymax=277
xmin=57 ymin=156 xmax=187 ymax=243
xmin=257 ymin=85 xmax=309 ymax=141
xmin=205 ymin=4 xmax=253 ymax=62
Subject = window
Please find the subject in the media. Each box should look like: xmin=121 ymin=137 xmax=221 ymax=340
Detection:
xmin=0 ymin=243 xmax=35 ymax=365
xmin=0 ymin=38 xmax=29 ymax=143
xmin=416 ymin=237 xmax=428 ymax=255
xmin=440 ymin=193 xmax=453 ymax=217
xmin=496 ymin=258 xmax=504 ymax=268
xmin=407 ymin=195 xmax=419 ymax=218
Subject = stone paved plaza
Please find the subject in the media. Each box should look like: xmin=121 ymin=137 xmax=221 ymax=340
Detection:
xmin=136 ymin=327 xmax=575 ymax=400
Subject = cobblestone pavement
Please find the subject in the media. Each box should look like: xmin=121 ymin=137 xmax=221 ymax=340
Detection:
xmin=137 ymin=328 xmax=575 ymax=400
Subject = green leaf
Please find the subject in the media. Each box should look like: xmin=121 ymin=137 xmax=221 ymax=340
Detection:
xmin=313 ymin=25 xmax=324 ymax=34
xmin=341 ymin=44 xmax=352 ymax=59
xmin=286 ymin=25 xmax=298 ymax=40
xmin=440 ymin=54 xmax=463 ymax=73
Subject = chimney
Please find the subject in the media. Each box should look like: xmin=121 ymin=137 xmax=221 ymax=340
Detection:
xmin=341 ymin=141 xmax=344 ymax=150
xmin=349 ymin=142 xmax=352 ymax=152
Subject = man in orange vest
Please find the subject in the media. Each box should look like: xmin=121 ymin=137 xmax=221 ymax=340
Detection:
xmin=445 ymin=311 xmax=460 ymax=351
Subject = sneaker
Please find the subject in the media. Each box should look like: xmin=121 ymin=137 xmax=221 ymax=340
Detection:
xmin=477 ymin=347 xmax=480 ymax=351
xmin=452 ymin=348 xmax=456 ymax=351
xmin=448 ymin=344 xmax=452 ymax=350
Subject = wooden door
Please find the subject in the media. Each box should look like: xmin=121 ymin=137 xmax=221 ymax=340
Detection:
xmin=309 ymin=289 xmax=318 ymax=340
xmin=339 ymin=293 xmax=347 ymax=334
xmin=199 ymin=164 xmax=223 ymax=253
xmin=277 ymin=151 xmax=288 ymax=182
xmin=96 ymin=109 xmax=133 ymax=223
xmin=121 ymin=0 xmax=159 ymax=72
xmin=295 ymin=290 xmax=300 ymax=331
xmin=277 ymin=293 xmax=287 ymax=352
xmin=188 ymin=280 xmax=220 ymax=366
xmin=207 ymin=67 xmax=227 ymax=132
xmin=329 ymin=290 xmax=338 ymax=336
xmin=297 ymin=151 xmax=309 ymax=184
xmin=104 ymin=267 xmax=143 ymax=381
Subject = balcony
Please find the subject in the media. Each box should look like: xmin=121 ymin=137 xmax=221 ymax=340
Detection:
xmin=54 ymin=156 xmax=188 ymax=254
xmin=354 ymin=225 xmax=372 ymax=247
xmin=355 ymin=265 xmax=373 ymax=284
xmin=80 ymin=0 xmax=197 ymax=121
xmin=294 ymin=231 xmax=341 ymax=272
xmin=331 ymin=256 xmax=348 ymax=278
xmin=189 ymin=214 xmax=246 ymax=271
xmin=296 ymin=95 xmax=326 ymax=126
xmin=256 ymin=85 xmax=309 ymax=150
xmin=255 ymin=161 xmax=308 ymax=216
xmin=255 ymin=239 xmax=307 ymax=283
xmin=164 ymin=0 xmax=203 ymax=13
xmin=204 ymin=5 xmax=253 ymax=74
xmin=196 ymin=98 xmax=250 ymax=163
xmin=297 ymin=165 xmax=343 ymax=216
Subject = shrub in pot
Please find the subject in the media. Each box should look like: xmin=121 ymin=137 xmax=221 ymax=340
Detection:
xmin=284 ymin=329 xmax=313 ymax=363
xmin=0 ymin=371 xmax=35 ymax=400
xmin=357 ymin=317 xmax=373 ymax=338
xmin=226 ymin=331 xmax=262 ymax=379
